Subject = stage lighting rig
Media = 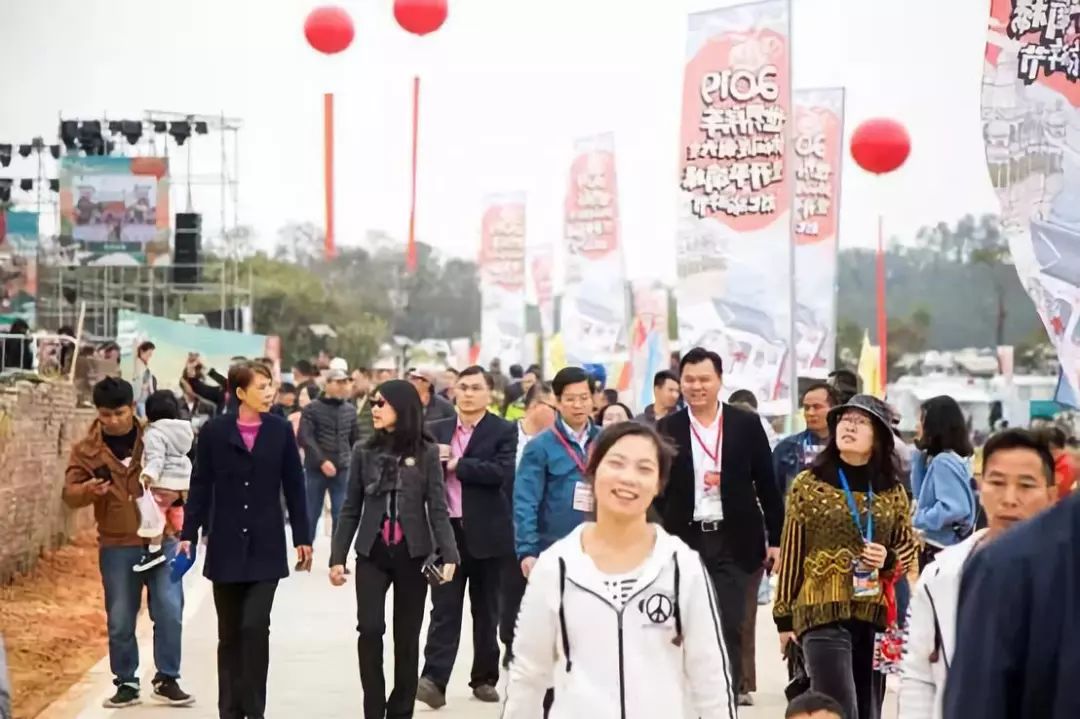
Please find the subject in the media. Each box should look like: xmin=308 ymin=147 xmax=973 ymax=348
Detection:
xmin=169 ymin=121 xmax=191 ymax=146
xmin=0 ymin=145 xmax=10 ymax=168
xmin=121 ymin=120 xmax=143 ymax=145
xmin=60 ymin=120 xmax=78 ymax=151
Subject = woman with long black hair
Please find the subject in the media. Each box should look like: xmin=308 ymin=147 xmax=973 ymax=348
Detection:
xmin=329 ymin=379 xmax=459 ymax=719
xmin=911 ymin=395 xmax=976 ymax=566
xmin=774 ymin=394 xmax=918 ymax=719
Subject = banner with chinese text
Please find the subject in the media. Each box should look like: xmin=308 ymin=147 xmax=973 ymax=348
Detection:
xmin=793 ymin=87 xmax=845 ymax=374
xmin=478 ymin=193 xmax=527 ymax=366
xmin=674 ymin=0 xmax=793 ymax=413
xmin=559 ymin=133 xmax=629 ymax=375
xmin=983 ymin=2 xmax=1080 ymax=395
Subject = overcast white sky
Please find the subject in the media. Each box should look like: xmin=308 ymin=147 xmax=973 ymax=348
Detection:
xmin=0 ymin=0 xmax=997 ymax=281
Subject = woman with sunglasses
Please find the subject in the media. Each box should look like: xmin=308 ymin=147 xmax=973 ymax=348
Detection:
xmin=774 ymin=395 xmax=918 ymax=719
xmin=329 ymin=379 xmax=459 ymax=719
xmin=504 ymin=422 xmax=737 ymax=718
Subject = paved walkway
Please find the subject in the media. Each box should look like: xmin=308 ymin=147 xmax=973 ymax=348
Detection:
xmin=54 ymin=536 xmax=897 ymax=718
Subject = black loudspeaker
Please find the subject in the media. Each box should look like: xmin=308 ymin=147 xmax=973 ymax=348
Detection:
xmin=173 ymin=213 xmax=202 ymax=284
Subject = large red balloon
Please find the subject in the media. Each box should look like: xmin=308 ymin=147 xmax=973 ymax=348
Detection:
xmin=305 ymin=6 xmax=355 ymax=55
xmin=850 ymin=118 xmax=911 ymax=175
xmin=394 ymin=0 xmax=448 ymax=36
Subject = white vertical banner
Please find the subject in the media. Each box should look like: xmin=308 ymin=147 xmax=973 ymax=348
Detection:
xmin=983 ymin=2 xmax=1080 ymax=398
xmin=674 ymin=0 xmax=794 ymax=414
xmin=792 ymin=87 xmax=845 ymax=374
xmin=559 ymin=133 xmax=630 ymax=374
xmin=629 ymin=281 xmax=671 ymax=411
xmin=478 ymin=193 xmax=527 ymax=366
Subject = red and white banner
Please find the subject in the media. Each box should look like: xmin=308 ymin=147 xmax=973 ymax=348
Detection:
xmin=559 ymin=133 xmax=629 ymax=372
xmin=674 ymin=0 xmax=793 ymax=413
xmin=478 ymin=193 xmax=527 ymax=366
xmin=793 ymin=87 xmax=845 ymax=374
xmin=984 ymin=2 xmax=1080 ymax=397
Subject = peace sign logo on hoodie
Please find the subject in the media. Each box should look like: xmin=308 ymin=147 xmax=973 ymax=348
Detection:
xmin=641 ymin=592 xmax=674 ymax=624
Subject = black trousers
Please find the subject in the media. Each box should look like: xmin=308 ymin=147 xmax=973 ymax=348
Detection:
xmin=213 ymin=580 xmax=279 ymax=719
xmin=421 ymin=520 xmax=503 ymax=690
xmin=499 ymin=554 xmax=527 ymax=664
xmin=355 ymin=539 xmax=428 ymax=719
xmin=696 ymin=528 xmax=752 ymax=694
xmin=801 ymin=620 xmax=884 ymax=719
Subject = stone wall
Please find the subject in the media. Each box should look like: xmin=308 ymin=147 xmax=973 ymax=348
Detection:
xmin=0 ymin=381 xmax=97 ymax=583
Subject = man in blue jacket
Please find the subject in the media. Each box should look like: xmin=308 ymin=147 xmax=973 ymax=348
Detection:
xmin=514 ymin=366 xmax=599 ymax=580
xmin=943 ymin=441 xmax=1080 ymax=718
xmin=772 ymin=381 xmax=837 ymax=496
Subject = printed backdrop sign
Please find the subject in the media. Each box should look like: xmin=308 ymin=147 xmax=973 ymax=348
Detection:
xmin=629 ymin=281 xmax=671 ymax=412
xmin=793 ymin=87 xmax=845 ymax=373
xmin=59 ymin=156 xmax=170 ymax=266
xmin=478 ymin=193 xmax=527 ymax=366
xmin=116 ymin=310 xmax=272 ymax=394
xmin=0 ymin=211 xmax=38 ymax=330
xmin=675 ymin=0 xmax=794 ymax=412
xmin=983 ymin=2 xmax=1080 ymax=395
xmin=560 ymin=133 xmax=629 ymax=371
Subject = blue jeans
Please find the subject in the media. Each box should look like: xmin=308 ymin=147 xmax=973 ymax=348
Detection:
xmin=99 ymin=539 xmax=184 ymax=686
xmin=305 ymin=468 xmax=347 ymax=544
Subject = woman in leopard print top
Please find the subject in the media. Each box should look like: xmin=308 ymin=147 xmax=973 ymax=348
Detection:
xmin=773 ymin=394 xmax=918 ymax=719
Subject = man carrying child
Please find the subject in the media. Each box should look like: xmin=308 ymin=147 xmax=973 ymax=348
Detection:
xmin=62 ymin=377 xmax=194 ymax=709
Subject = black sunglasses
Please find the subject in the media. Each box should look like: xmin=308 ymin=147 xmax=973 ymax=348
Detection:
xmin=370 ymin=398 xmax=387 ymax=408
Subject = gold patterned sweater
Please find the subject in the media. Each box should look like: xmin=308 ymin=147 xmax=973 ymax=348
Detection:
xmin=773 ymin=464 xmax=918 ymax=635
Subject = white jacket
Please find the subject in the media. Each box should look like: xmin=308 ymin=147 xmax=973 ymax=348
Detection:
xmin=503 ymin=524 xmax=737 ymax=719
xmin=898 ymin=529 xmax=987 ymax=719
xmin=141 ymin=419 xmax=194 ymax=491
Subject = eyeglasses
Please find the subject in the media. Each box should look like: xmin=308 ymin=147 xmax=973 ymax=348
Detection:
xmin=371 ymin=398 xmax=387 ymax=408
xmin=838 ymin=413 xmax=872 ymax=429
xmin=561 ymin=394 xmax=592 ymax=406
xmin=456 ymin=383 xmax=488 ymax=394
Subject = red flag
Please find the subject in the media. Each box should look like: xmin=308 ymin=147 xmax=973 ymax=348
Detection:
xmin=406 ymin=76 xmax=420 ymax=272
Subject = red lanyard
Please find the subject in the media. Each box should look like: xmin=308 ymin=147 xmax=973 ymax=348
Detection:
xmin=552 ymin=425 xmax=589 ymax=474
xmin=689 ymin=414 xmax=723 ymax=469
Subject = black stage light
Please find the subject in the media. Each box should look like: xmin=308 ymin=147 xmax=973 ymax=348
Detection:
xmin=49 ymin=144 xmax=60 ymax=159
xmin=49 ymin=179 xmax=59 ymax=192
xmin=169 ymin=121 xmax=191 ymax=146
xmin=77 ymin=121 xmax=103 ymax=155
xmin=105 ymin=140 xmax=116 ymax=155
xmin=60 ymin=120 xmax=79 ymax=151
xmin=108 ymin=120 xmax=123 ymax=135
xmin=153 ymin=120 xmax=167 ymax=133
xmin=194 ymin=121 xmax=208 ymax=134
xmin=121 ymin=120 xmax=143 ymax=145
xmin=0 ymin=145 xmax=10 ymax=168
xmin=17 ymin=145 xmax=31 ymax=158
xmin=0 ymin=179 xmax=11 ymax=203
xmin=19 ymin=179 xmax=32 ymax=192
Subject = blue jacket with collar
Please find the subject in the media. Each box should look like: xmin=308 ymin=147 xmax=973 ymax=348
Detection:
xmin=513 ymin=417 xmax=599 ymax=560
xmin=772 ymin=429 xmax=826 ymax=497
xmin=913 ymin=450 xmax=976 ymax=548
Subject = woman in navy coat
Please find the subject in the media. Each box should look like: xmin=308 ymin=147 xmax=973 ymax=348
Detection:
xmin=180 ymin=361 xmax=311 ymax=719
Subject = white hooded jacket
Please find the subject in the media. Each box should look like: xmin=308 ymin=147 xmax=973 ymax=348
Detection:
xmin=503 ymin=524 xmax=737 ymax=719
xmin=898 ymin=528 xmax=988 ymax=719
xmin=141 ymin=418 xmax=194 ymax=491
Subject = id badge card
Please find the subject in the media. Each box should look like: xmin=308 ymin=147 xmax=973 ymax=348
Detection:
xmin=698 ymin=492 xmax=724 ymax=521
xmin=703 ymin=470 xmax=721 ymax=489
xmin=572 ymin=481 xmax=595 ymax=513
xmin=852 ymin=564 xmax=880 ymax=598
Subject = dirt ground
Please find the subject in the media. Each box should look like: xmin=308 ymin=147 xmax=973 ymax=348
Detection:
xmin=0 ymin=532 xmax=107 ymax=719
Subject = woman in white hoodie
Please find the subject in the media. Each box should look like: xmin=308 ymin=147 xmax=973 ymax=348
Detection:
xmin=899 ymin=428 xmax=1056 ymax=719
xmin=504 ymin=421 xmax=737 ymax=719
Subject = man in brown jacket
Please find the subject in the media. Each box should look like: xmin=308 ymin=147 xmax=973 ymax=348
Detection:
xmin=62 ymin=377 xmax=193 ymax=709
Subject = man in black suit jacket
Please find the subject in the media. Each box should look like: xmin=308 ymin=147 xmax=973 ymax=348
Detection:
xmin=653 ymin=347 xmax=784 ymax=694
xmin=417 ymin=365 xmax=518 ymax=709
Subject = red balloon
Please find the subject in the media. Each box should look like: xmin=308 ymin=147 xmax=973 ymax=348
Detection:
xmin=393 ymin=0 xmax=448 ymax=36
xmin=305 ymin=6 xmax=354 ymax=55
xmin=850 ymin=118 xmax=911 ymax=175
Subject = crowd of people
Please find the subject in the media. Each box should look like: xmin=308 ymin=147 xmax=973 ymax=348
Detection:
xmin=55 ymin=344 xmax=1080 ymax=718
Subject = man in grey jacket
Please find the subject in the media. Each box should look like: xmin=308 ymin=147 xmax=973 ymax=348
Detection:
xmin=299 ymin=369 xmax=359 ymax=545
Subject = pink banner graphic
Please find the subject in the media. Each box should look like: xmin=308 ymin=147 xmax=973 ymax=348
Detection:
xmin=559 ymin=133 xmax=629 ymax=370
xmin=478 ymin=193 xmax=527 ymax=365
xmin=674 ymin=0 xmax=794 ymax=413
xmin=793 ymin=87 xmax=845 ymax=373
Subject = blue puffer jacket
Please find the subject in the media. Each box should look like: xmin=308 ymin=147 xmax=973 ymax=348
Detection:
xmin=513 ymin=417 xmax=600 ymax=560
xmin=913 ymin=450 xmax=976 ymax=549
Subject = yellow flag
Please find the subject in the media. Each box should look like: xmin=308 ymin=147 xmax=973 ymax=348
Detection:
xmin=858 ymin=331 xmax=883 ymax=398
xmin=548 ymin=333 xmax=568 ymax=374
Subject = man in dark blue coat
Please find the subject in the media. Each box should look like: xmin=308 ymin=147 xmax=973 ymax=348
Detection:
xmin=944 ymin=485 xmax=1080 ymax=718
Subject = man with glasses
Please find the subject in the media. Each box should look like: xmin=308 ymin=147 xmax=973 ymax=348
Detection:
xmin=417 ymin=366 xmax=518 ymax=709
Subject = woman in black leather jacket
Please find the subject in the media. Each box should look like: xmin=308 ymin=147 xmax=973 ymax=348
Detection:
xmin=329 ymin=379 xmax=459 ymax=719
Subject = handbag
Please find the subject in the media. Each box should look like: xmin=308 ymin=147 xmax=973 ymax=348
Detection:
xmin=784 ymin=642 xmax=810 ymax=701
